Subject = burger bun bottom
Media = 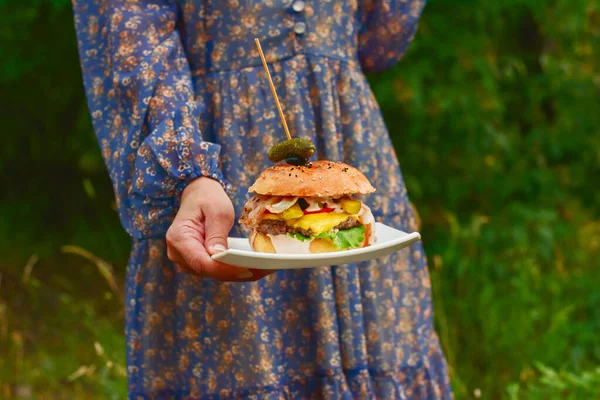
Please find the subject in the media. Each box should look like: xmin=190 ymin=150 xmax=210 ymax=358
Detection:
xmin=251 ymin=229 xmax=371 ymax=254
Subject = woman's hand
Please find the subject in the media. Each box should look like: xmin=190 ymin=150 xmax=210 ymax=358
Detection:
xmin=166 ymin=177 xmax=272 ymax=282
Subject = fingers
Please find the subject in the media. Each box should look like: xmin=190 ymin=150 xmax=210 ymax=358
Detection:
xmin=168 ymin=233 xmax=279 ymax=281
xmin=167 ymin=229 xmax=257 ymax=281
xmin=167 ymin=177 xmax=274 ymax=282
xmin=202 ymin=201 xmax=235 ymax=255
xmin=247 ymin=269 xmax=278 ymax=280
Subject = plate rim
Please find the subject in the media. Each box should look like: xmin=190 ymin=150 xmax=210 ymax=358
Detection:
xmin=211 ymin=222 xmax=421 ymax=262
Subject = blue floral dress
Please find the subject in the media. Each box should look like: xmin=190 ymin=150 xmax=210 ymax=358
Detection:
xmin=73 ymin=0 xmax=453 ymax=398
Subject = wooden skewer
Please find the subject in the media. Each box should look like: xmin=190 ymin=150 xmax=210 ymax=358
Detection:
xmin=255 ymin=38 xmax=292 ymax=141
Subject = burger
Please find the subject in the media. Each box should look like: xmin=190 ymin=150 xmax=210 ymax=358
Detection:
xmin=239 ymin=160 xmax=377 ymax=254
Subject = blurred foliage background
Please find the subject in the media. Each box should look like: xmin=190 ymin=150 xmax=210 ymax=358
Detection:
xmin=1 ymin=0 xmax=599 ymax=399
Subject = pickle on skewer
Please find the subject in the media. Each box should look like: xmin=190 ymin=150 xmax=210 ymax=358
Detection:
xmin=268 ymin=138 xmax=316 ymax=165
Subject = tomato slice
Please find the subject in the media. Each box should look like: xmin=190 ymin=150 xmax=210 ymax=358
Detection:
xmin=302 ymin=207 xmax=335 ymax=215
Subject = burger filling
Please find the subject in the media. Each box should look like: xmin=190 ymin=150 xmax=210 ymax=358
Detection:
xmin=240 ymin=196 xmax=374 ymax=252
xmin=256 ymin=216 xmax=361 ymax=236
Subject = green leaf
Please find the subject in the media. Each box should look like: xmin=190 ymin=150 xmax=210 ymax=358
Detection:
xmin=315 ymin=232 xmax=332 ymax=240
xmin=330 ymin=225 xmax=366 ymax=250
xmin=296 ymin=226 xmax=366 ymax=250
xmin=287 ymin=232 xmax=311 ymax=242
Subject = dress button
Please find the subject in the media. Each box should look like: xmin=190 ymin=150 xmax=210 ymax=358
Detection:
xmin=294 ymin=21 xmax=306 ymax=35
xmin=292 ymin=0 xmax=305 ymax=12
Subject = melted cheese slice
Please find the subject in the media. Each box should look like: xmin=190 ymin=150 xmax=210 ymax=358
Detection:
xmin=288 ymin=212 xmax=353 ymax=235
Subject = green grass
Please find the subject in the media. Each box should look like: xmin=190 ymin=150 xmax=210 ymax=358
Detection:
xmin=1 ymin=249 xmax=127 ymax=399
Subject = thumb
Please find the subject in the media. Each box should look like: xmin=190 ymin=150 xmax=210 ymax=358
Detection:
xmin=203 ymin=206 xmax=234 ymax=255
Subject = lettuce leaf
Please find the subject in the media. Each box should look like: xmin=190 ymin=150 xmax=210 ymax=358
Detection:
xmin=288 ymin=225 xmax=366 ymax=250
xmin=315 ymin=225 xmax=366 ymax=250
xmin=332 ymin=225 xmax=366 ymax=250
xmin=288 ymin=232 xmax=311 ymax=242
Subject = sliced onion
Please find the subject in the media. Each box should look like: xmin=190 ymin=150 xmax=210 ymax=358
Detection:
xmin=304 ymin=201 xmax=323 ymax=212
xmin=265 ymin=197 xmax=299 ymax=214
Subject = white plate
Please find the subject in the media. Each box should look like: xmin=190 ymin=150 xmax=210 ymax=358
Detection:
xmin=211 ymin=222 xmax=421 ymax=269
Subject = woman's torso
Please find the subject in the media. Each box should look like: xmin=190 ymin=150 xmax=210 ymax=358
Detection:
xmin=171 ymin=1 xmax=409 ymax=230
xmin=178 ymin=0 xmax=364 ymax=76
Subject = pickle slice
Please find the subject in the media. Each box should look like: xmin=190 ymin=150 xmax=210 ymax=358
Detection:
xmin=281 ymin=204 xmax=304 ymax=220
xmin=340 ymin=198 xmax=361 ymax=214
xmin=268 ymin=138 xmax=316 ymax=163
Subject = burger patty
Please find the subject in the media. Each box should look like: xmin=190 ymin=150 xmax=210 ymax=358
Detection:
xmin=256 ymin=219 xmax=288 ymax=236
xmin=256 ymin=217 xmax=362 ymax=236
xmin=334 ymin=217 xmax=362 ymax=231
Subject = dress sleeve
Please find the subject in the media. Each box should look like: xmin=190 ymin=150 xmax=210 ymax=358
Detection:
xmin=358 ymin=0 xmax=427 ymax=73
xmin=73 ymin=0 xmax=228 ymax=238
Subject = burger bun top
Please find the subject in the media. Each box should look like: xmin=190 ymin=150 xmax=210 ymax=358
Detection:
xmin=248 ymin=160 xmax=375 ymax=197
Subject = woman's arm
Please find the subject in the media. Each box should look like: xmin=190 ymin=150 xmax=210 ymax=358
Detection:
xmin=358 ymin=0 xmax=427 ymax=73
xmin=72 ymin=0 xmax=227 ymax=238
